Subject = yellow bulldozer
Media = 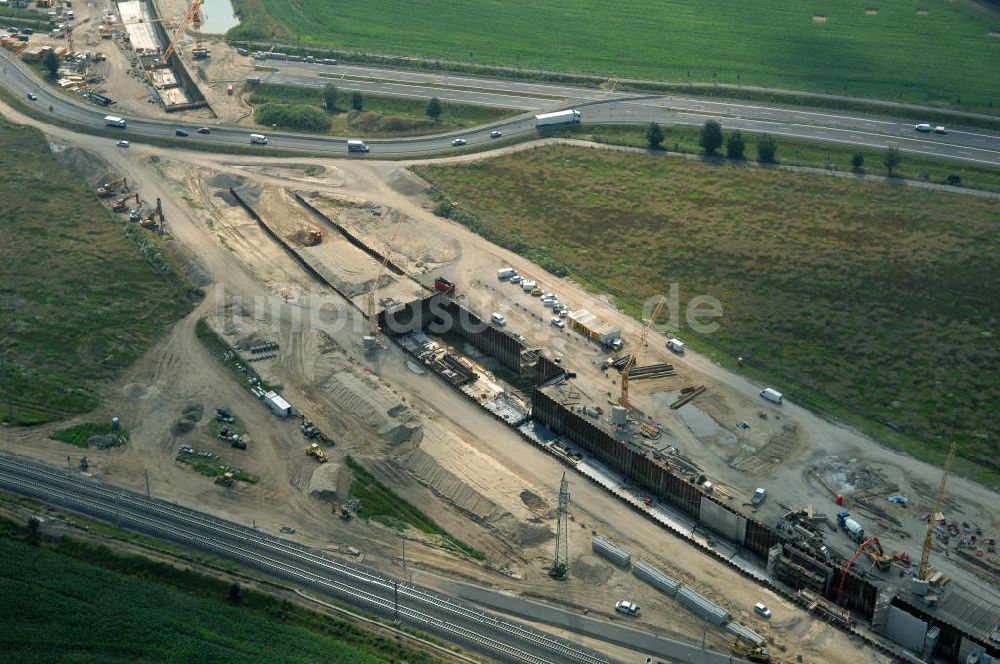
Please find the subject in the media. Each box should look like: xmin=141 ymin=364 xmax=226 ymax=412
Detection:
xmin=731 ymin=638 xmax=771 ymax=663
xmin=305 ymin=443 xmax=328 ymax=463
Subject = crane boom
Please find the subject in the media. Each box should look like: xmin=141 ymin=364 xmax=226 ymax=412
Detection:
xmin=366 ymin=212 xmax=406 ymax=338
xmin=160 ymin=0 xmax=203 ymax=65
xmin=919 ymin=442 xmax=956 ymax=581
xmin=620 ymin=297 xmax=666 ymax=408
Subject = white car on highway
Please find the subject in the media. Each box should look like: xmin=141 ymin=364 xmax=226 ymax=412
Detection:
xmin=915 ymin=123 xmax=931 ymax=132
xmin=451 ymin=138 xmax=467 ymax=146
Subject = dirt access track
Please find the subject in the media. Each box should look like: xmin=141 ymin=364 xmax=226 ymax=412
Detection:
xmin=2 ymin=96 xmax=997 ymax=662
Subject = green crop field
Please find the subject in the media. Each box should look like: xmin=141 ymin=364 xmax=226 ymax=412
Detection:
xmin=229 ymin=0 xmax=1000 ymax=112
xmin=414 ymin=146 xmax=1000 ymax=487
xmin=0 ymin=119 xmax=195 ymax=425
xmin=0 ymin=530 xmax=438 ymax=663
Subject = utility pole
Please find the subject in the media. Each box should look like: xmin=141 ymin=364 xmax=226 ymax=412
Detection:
xmin=0 ymin=347 xmax=14 ymax=426
xmin=393 ymin=580 xmax=400 ymax=625
xmin=401 ymin=535 xmax=408 ymax=582
xmin=144 ymin=469 xmax=150 ymax=497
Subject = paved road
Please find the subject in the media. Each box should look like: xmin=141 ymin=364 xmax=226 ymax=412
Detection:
xmin=4 ymin=58 xmax=1000 ymax=166
xmin=0 ymin=451 xmax=618 ymax=664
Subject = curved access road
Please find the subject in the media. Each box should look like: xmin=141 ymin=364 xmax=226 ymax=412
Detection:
xmin=3 ymin=57 xmax=1000 ymax=167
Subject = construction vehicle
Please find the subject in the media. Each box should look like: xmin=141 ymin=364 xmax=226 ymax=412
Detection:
xmin=339 ymin=498 xmax=361 ymax=520
xmin=215 ymin=471 xmax=234 ymax=487
xmin=96 ymin=178 xmax=127 ymax=197
xmin=304 ymin=229 xmax=323 ymax=246
xmin=111 ymin=193 xmax=140 ymax=212
xmin=305 ymin=442 xmax=327 ymax=463
xmin=620 ymin=296 xmax=666 ymax=408
xmin=836 ymin=536 xmax=890 ymax=603
xmin=434 ymin=276 xmax=456 ymax=295
xmin=216 ymin=407 xmax=234 ymax=423
xmin=837 ymin=511 xmax=866 ymax=542
xmin=731 ymin=639 xmax=771 ymax=663
xmin=917 ymin=442 xmax=956 ymax=588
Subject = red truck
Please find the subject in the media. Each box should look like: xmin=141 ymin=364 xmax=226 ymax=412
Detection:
xmin=434 ymin=277 xmax=456 ymax=295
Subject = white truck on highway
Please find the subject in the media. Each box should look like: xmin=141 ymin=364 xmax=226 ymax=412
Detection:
xmin=535 ymin=109 xmax=581 ymax=127
xmin=347 ymin=139 xmax=370 ymax=152
xmin=103 ymin=115 xmax=126 ymax=128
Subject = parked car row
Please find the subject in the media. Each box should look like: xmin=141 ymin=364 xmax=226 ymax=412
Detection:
xmin=495 ymin=266 xmax=571 ymax=330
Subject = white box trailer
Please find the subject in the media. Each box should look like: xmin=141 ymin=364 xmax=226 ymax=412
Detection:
xmin=535 ymin=109 xmax=581 ymax=127
xmin=666 ymin=338 xmax=685 ymax=353
xmin=497 ymin=267 xmax=515 ymax=280
xmin=103 ymin=115 xmax=126 ymax=128
xmin=760 ymin=387 xmax=783 ymax=404
xmin=263 ymin=390 xmax=293 ymax=417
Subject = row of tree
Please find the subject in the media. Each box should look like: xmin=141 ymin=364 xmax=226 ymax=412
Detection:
xmin=323 ymin=84 xmax=445 ymax=119
xmin=646 ymin=119 xmax=906 ymax=174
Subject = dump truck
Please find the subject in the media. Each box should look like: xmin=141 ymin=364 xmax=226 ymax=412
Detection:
xmin=837 ymin=511 xmax=866 ymax=542
xmin=305 ymin=442 xmax=327 ymax=463
xmin=434 ymin=277 xmax=456 ymax=295
xmin=535 ymin=109 xmax=581 ymax=127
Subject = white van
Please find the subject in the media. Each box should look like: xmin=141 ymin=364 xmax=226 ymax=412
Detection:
xmin=490 ymin=313 xmax=507 ymax=327
xmin=666 ymin=338 xmax=685 ymax=354
xmin=250 ymin=134 xmax=268 ymax=144
xmin=521 ymin=280 xmax=536 ymax=292
xmin=760 ymin=388 xmax=783 ymax=404
xmin=347 ymin=139 xmax=370 ymax=152
xmin=497 ymin=267 xmax=515 ymax=280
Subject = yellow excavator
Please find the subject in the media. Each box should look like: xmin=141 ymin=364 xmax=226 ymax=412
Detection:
xmin=305 ymin=443 xmax=328 ymax=463
xmin=731 ymin=638 xmax=771 ymax=663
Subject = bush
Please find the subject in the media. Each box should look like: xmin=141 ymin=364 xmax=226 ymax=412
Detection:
xmin=645 ymin=122 xmax=665 ymax=150
xmin=698 ymin=120 xmax=723 ymax=155
xmin=254 ymin=103 xmax=331 ymax=131
xmin=757 ymin=133 xmax=778 ymax=163
xmin=851 ymin=152 xmax=865 ymax=173
xmin=726 ymin=130 xmax=745 ymax=160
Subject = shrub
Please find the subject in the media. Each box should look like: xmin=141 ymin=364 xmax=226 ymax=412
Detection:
xmin=254 ymin=103 xmax=331 ymax=131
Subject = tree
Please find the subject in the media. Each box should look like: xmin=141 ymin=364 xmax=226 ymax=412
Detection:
xmin=757 ymin=133 xmax=778 ymax=163
xmin=26 ymin=517 xmax=40 ymax=546
xmin=882 ymin=144 xmax=902 ymax=176
xmin=228 ymin=582 xmax=242 ymax=604
xmin=426 ymin=96 xmax=442 ymax=120
xmin=42 ymin=50 xmax=60 ymax=78
xmin=322 ymin=84 xmax=337 ymax=112
xmin=644 ymin=122 xmax=665 ymax=150
xmin=725 ymin=130 xmax=745 ymax=160
xmin=851 ymin=152 xmax=865 ymax=173
xmin=698 ymin=120 xmax=723 ymax=156
xmin=350 ymin=91 xmax=364 ymax=111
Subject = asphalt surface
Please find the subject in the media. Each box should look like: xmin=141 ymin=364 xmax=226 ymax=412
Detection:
xmin=0 ymin=451 xmax=621 ymax=664
xmin=4 ymin=57 xmax=1000 ymax=166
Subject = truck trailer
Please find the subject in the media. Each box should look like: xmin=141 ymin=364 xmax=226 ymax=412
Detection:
xmin=535 ymin=109 xmax=581 ymax=127
xmin=103 ymin=115 xmax=126 ymax=128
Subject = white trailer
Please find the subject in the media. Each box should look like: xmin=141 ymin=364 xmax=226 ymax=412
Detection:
xmin=497 ymin=267 xmax=516 ymax=280
xmin=666 ymin=338 xmax=685 ymax=354
xmin=103 ymin=115 xmax=126 ymax=128
xmin=535 ymin=109 xmax=581 ymax=127
xmin=263 ymin=390 xmax=293 ymax=417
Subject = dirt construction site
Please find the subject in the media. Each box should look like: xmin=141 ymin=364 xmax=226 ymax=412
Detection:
xmin=1 ymin=84 xmax=999 ymax=662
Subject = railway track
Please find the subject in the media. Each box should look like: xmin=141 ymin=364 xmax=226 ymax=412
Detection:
xmin=0 ymin=452 xmax=612 ymax=664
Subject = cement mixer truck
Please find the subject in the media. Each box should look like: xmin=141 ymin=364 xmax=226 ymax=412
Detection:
xmin=837 ymin=511 xmax=866 ymax=542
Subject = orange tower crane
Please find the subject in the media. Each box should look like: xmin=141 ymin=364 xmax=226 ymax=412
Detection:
xmin=160 ymin=0 xmax=203 ymax=65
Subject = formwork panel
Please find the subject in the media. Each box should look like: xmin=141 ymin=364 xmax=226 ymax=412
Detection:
xmin=592 ymin=537 xmax=631 ymax=568
xmin=699 ymin=497 xmax=748 ymax=545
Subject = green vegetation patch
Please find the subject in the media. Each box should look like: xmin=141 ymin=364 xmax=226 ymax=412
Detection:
xmin=228 ymin=0 xmax=1000 ymax=112
xmin=247 ymin=83 xmax=513 ymax=137
xmin=255 ymin=102 xmax=333 ymax=131
xmin=49 ymin=422 xmax=128 ymax=449
xmin=345 ymin=456 xmax=484 ymax=559
xmin=414 ymin=146 xmax=1000 ymax=487
xmin=177 ymin=446 xmax=258 ymax=484
xmin=0 ymin=119 xmax=194 ymax=426
xmin=0 ymin=532 xmax=437 ymax=663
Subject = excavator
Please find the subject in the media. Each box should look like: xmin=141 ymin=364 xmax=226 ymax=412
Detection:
xmin=304 ymin=229 xmax=323 ymax=246
xmin=731 ymin=638 xmax=771 ymax=663
xmin=111 ymin=193 xmax=140 ymax=212
xmin=96 ymin=178 xmax=128 ymax=197
xmin=862 ymin=537 xmax=892 ymax=571
xmin=305 ymin=442 xmax=328 ymax=463
xmin=215 ymin=472 xmax=234 ymax=487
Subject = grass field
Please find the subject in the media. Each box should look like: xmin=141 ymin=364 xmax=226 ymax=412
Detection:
xmin=414 ymin=146 xmax=1000 ymax=487
xmin=0 ymin=119 xmax=195 ymax=425
xmin=230 ymin=0 xmax=1000 ymax=112
xmin=345 ymin=456 xmax=484 ymax=559
xmin=247 ymin=83 xmax=513 ymax=137
xmin=49 ymin=422 xmax=128 ymax=448
xmin=0 ymin=523 xmax=438 ymax=663
xmin=548 ymin=123 xmax=1000 ymax=194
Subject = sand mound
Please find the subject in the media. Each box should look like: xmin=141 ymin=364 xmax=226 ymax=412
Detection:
xmin=307 ymin=462 xmax=342 ymax=501
xmin=324 ymin=373 xmax=420 ymax=444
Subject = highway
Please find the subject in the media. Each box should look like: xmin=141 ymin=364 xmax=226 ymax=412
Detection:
xmin=0 ymin=451 xmax=623 ymax=664
xmin=4 ymin=57 xmax=1000 ymax=166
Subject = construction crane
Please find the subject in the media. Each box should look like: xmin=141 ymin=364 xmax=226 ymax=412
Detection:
xmin=365 ymin=212 xmax=406 ymax=342
xmin=550 ymin=472 xmax=569 ymax=580
xmin=918 ymin=442 xmax=956 ymax=582
xmin=836 ymin=536 xmax=890 ymax=603
xmin=160 ymin=0 xmax=203 ymax=65
xmin=619 ymin=296 xmax=666 ymax=408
